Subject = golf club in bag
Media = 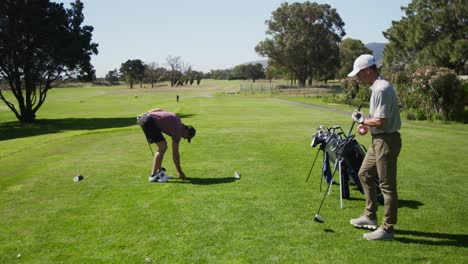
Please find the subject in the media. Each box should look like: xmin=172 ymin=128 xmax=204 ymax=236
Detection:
xmin=309 ymin=107 xmax=383 ymax=223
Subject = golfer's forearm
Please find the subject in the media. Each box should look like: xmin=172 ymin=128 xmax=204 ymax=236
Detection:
xmin=363 ymin=117 xmax=387 ymax=129
xmin=172 ymin=142 xmax=182 ymax=173
xmin=173 ymin=152 xmax=182 ymax=173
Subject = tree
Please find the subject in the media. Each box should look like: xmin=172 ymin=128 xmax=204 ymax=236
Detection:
xmin=0 ymin=0 xmax=98 ymax=123
xmin=245 ymin=63 xmax=265 ymax=83
xmin=144 ymin=62 xmax=166 ymax=88
xmin=210 ymin=69 xmax=232 ymax=80
xmin=119 ymin=59 xmax=145 ymax=89
xmin=255 ymin=2 xmax=345 ymax=87
xmin=182 ymin=64 xmax=192 ymax=85
xmin=265 ymin=63 xmax=285 ymax=82
xmin=196 ymin=72 xmax=203 ymax=85
xmin=105 ymin=69 xmax=120 ymax=85
xmin=338 ymin=38 xmax=373 ymax=79
xmin=383 ymin=0 xmax=468 ymax=74
xmin=165 ymin=55 xmax=181 ymax=87
xmin=230 ymin=65 xmax=248 ymax=80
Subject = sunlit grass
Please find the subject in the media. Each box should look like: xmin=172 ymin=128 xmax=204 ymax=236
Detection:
xmin=0 ymin=81 xmax=467 ymax=263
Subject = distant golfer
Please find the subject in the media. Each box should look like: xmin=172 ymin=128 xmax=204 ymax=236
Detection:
xmin=348 ymin=54 xmax=402 ymax=241
xmin=137 ymin=108 xmax=196 ymax=182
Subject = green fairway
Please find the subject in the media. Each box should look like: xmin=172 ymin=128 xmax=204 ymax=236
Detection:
xmin=1 ymin=80 xmax=467 ymax=263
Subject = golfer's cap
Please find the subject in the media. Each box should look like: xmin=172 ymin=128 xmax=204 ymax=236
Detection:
xmin=186 ymin=125 xmax=196 ymax=143
xmin=347 ymin=54 xmax=376 ymax=77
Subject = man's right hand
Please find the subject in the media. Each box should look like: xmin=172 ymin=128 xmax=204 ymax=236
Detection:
xmin=357 ymin=124 xmax=369 ymax=135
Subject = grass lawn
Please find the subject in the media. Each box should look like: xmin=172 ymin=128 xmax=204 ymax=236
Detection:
xmin=0 ymin=80 xmax=467 ymax=263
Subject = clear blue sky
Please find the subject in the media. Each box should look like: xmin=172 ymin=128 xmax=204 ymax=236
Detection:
xmin=59 ymin=0 xmax=412 ymax=77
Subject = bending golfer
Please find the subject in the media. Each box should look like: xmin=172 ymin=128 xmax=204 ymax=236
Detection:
xmin=137 ymin=108 xmax=196 ymax=182
xmin=348 ymin=54 xmax=402 ymax=241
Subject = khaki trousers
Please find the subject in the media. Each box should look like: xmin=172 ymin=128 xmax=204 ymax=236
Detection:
xmin=358 ymin=132 xmax=402 ymax=232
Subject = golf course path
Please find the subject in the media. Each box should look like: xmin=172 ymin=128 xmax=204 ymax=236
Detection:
xmin=271 ymin=98 xmax=352 ymax=115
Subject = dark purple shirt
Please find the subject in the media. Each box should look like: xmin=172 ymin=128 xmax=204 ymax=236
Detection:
xmin=147 ymin=110 xmax=184 ymax=143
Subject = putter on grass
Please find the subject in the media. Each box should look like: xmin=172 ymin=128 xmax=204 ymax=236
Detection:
xmin=314 ymin=158 xmax=339 ymax=223
xmin=314 ymin=213 xmax=324 ymax=223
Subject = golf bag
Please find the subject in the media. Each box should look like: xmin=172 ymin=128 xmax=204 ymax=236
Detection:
xmin=309 ymin=125 xmax=383 ymax=204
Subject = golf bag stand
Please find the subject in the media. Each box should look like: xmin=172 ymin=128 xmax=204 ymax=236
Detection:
xmin=308 ymin=124 xmax=351 ymax=208
xmin=309 ymin=124 xmax=384 ymax=209
xmin=305 ymin=144 xmax=325 ymax=184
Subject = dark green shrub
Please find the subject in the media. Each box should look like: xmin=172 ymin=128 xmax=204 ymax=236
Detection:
xmin=412 ymin=67 xmax=465 ymax=121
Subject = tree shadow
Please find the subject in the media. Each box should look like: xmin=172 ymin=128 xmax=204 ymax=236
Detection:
xmin=395 ymin=229 xmax=468 ymax=248
xmin=171 ymin=177 xmax=238 ymax=185
xmin=0 ymin=117 xmax=136 ymax=141
xmin=0 ymin=113 xmax=196 ymax=141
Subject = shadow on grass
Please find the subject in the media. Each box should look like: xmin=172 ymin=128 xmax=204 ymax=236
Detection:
xmin=170 ymin=177 xmax=238 ymax=185
xmin=395 ymin=230 xmax=468 ymax=248
xmin=0 ymin=113 xmax=196 ymax=141
xmin=399 ymin=199 xmax=424 ymax=209
xmin=344 ymin=198 xmax=424 ymax=209
xmin=0 ymin=117 xmax=136 ymax=141
xmin=175 ymin=113 xmax=196 ymax=119
xmin=345 ymin=197 xmax=365 ymax=202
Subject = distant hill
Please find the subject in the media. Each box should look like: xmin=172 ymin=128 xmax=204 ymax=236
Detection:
xmin=236 ymin=42 xmax=387 ymax=69
xmin=366 ymin=42 xmax=387 ymax=65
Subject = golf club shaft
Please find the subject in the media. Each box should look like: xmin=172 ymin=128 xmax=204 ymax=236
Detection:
xmin=147 ymin=141 xmax=154 ymax=157
xmin=138 ymin=122 xmax=155 ymax=157
xmin=346 ymin=105 xmax=361 ymax=139
xmin=306 ymin=149 xmax=321 ymax=183
xmin=320 ymin=153 xmax=324 ymax=192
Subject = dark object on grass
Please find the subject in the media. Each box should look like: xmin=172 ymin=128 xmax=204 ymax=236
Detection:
xmin=74 ymin=175 xmax=84 ymax=182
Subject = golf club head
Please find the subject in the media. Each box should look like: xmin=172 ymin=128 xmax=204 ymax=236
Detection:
xmin=314 ymin=214 xmax=324 ymax=223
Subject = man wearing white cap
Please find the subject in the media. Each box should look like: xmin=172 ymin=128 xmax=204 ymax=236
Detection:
xmin=347 ymin=54 xmax=402 ymax=241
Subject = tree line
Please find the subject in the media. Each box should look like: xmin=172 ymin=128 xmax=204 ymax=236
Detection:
xmin=104 ymin=58 xmax=267 ymax=88
xmin=0 ymin=0 xmax=466 ymax=123
xmin=106 ymin=56 xmax=204 ymax=89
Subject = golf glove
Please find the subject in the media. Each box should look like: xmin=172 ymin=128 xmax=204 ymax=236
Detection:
xmin=352 ymin=110 xmax=365 ymax=124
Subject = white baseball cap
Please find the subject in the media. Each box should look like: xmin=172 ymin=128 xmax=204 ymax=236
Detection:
xmin=347 ymin=54 xmax=376 ymax=77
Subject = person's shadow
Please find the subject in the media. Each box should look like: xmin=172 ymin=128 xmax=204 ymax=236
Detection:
xmin=399 ymin=199 xmax=424 ymax=209
xmin=395 ymin=230 xmax=468 ymax=247
xmin=390 ymin=199 xmax=466 ymax=248
xmin=172 ymin=177 xmax=238 ymax=185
